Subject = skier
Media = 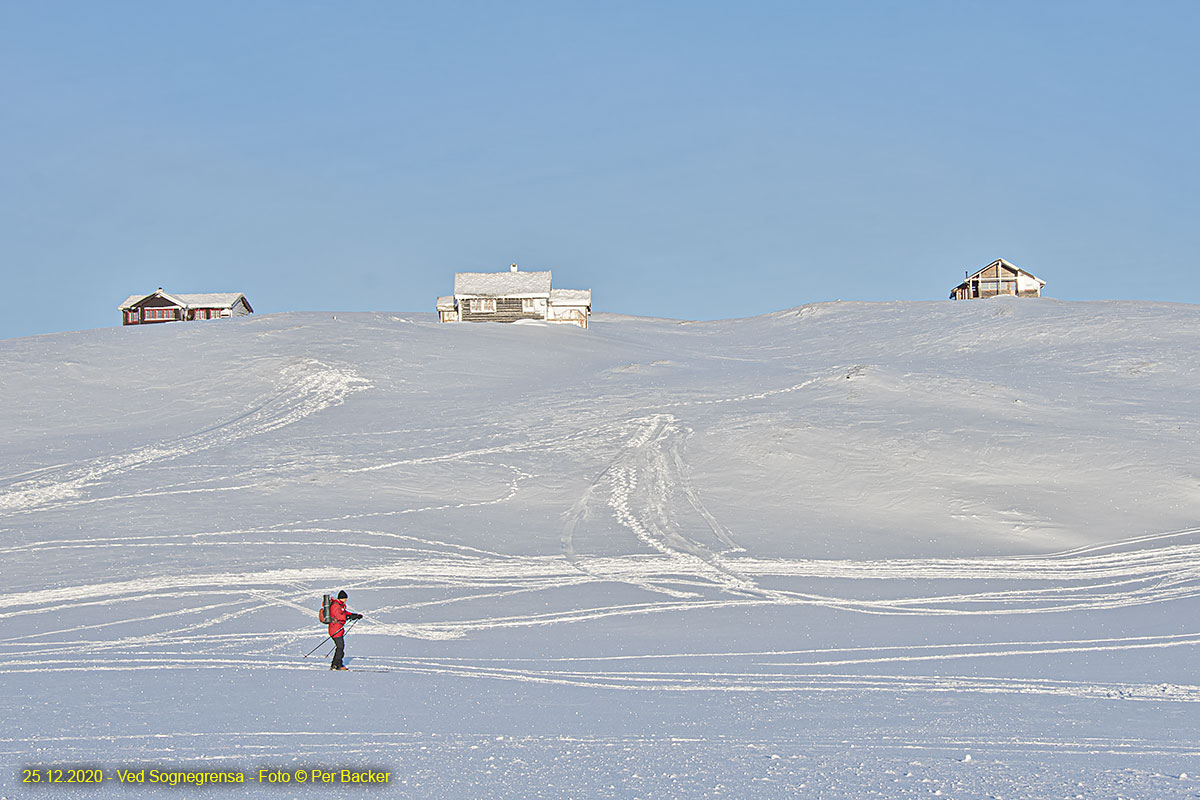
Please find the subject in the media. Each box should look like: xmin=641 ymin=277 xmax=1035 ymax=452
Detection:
xmin=328 ymin=590 xmax=363 ymax=671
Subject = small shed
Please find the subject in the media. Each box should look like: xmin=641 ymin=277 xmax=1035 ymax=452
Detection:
xmin=435 ymin=296 xmax=458 ymax=323
xmin=547 ymin=289 xmax=592 ymax=329
xmin=950 ymin=259 xmax=1045 ymax=300
xmin=119 ymin=289 xmax=253 ymax=325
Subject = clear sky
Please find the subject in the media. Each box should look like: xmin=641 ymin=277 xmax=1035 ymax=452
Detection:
xmin=2 ymin=1 xmax=1197 ymax=339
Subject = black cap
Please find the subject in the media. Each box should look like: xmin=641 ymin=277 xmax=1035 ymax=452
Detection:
xmin=337 ymin=590 xmax=348 ymax=599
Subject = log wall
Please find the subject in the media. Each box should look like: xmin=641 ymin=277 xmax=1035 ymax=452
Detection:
xmin=460 ymin=298 xmax=546 ymax=323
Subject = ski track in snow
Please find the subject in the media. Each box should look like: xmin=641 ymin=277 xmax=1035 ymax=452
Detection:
xmin=4 ymin=392 xmax=1200 ymax=703
xmin=0 ymin=358 xmax=370 ymax=515
xmin=4 ymin=645 xmax=1200 ymax=704
xmin=7 ymin=391 xmax=1200 ymax=671
xmin=561 ymin=414 xmax=760 ymax=601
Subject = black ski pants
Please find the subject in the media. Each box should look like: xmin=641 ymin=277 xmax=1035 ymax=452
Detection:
xmin=331 ymin=635 xmax=345 ymax=669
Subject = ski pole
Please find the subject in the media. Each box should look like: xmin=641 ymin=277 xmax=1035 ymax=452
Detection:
xmin=303 ymin=617 xmax=361 ymax=658
xmin=304 ymin=635 xmax=333 ymax=658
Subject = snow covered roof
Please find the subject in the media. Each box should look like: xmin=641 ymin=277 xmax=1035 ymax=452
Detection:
xmin=119 ymin=290 xmax=251 ymax=311
xmin=435 ymin=296 xmax=456 ymax=310
xmin=550 ymin=289 xmax=591 ymax=306
xmin=961 ymin=259 xmax=1045 ymax=285
xmin=119 ymin=290 xmax=179 ymax=310
xmin=175 ymin=293 xmax=250 ymax=309
xmin=454 ymin=270 xmax=552 ymax=298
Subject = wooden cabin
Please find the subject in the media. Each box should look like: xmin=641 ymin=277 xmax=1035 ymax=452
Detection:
xmin=439 ymin=264 xmax=591 ymax=328
xmin=950 ymin=259 xmax=1045 ymax=300
xmin=119 ymin=289 xmax=253 ymax=325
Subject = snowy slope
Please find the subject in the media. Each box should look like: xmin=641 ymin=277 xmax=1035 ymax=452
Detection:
xmin=2 ymin=299 xmax=1199 ymax=798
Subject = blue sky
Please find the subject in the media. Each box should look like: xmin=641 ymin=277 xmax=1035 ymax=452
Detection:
xmin=2 ymin=1 xmax=1197 ymax=339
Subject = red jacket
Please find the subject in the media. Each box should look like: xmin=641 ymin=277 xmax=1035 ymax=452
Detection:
xmin=328 ymin=598 xmax=349 ymax=638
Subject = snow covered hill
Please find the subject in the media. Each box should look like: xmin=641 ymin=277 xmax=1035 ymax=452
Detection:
xmin=2 ymin=299 xmax=1199 ymax=798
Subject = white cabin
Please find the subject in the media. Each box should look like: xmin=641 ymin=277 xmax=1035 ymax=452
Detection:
xmin=438 ymin=264 xmax=591 ymax=328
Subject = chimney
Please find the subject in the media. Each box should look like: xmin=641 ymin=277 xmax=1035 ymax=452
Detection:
xmin=510 ymin=263 xmax=518 ymax=273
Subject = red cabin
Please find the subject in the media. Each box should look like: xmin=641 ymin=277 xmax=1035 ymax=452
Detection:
xmin=119 ymin=289 xmax=254 ymax=325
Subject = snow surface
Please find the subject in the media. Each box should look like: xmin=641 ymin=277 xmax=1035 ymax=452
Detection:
xmin=2 ymin=298 xmax=1199 ymax=798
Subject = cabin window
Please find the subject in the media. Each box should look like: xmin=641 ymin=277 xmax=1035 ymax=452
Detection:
xmin=471 ymin=299 xmax=496 ymax=313
xmin=144 ymin=307 xmax=176 ymax=321
xmin=522 ymin=298 xmax=539 ymax=312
